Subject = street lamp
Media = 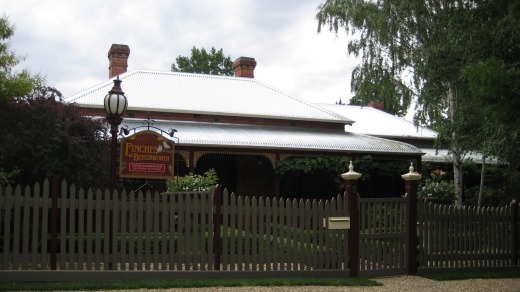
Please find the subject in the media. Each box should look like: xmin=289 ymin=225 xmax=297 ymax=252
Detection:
xmin=104 ymin=76 xmax=128 ymax=192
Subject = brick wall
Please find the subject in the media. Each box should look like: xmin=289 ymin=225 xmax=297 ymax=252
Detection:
xmin=81 ymin=107 xmax=345 ymax=131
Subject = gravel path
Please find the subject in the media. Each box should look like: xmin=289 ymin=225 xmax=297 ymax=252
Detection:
xmin=101 ymin=275 xmax=520 ymax=292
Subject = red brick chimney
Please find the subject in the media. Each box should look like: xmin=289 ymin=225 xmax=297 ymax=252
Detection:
xmin=233 ymin=57 xmax=256 ymax=78
xmin=108 ymin=44 xmax=130 ymax=78
xmin=369 ymin=101 xmax=384 ymax=111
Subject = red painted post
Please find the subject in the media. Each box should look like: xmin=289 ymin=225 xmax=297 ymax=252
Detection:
xmin=402 ymin=163 xmax=421 ymax=275
xmin=213 ymin=185 xmax=222 ymax=270
xmin=341 ymin=161 xmax=361 ymax=277
xmin=511 ymin=200 xmax=518 ymax=266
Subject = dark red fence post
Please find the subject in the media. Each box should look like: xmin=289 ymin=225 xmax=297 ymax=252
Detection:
xmin=402 ymin=163 xmax=421 ymax=275
xmin=342 ymin=161 xmax=361 ymax=277
xmin=50 ymin=176 xmax=59 ymax=270
xmin=512 ymin=200 xmax=519 ymax=266
xmin=213 ymin=185 xmax=222 ymax=270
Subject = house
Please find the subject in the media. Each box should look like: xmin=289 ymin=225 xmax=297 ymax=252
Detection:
xmin=317 ymin=104 xmax=437 ymax=161
xmin=65 ymin=44 xmax=423 ymax=199
xmin=318 ymin=103 xmax=492 ymax=165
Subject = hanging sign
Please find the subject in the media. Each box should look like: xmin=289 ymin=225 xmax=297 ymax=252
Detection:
xmin=119 ymin=130 xmax=175 ymax=179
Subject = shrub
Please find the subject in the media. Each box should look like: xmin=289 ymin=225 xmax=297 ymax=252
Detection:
xmin=166 ymin=169 xmax=218 ymax=192
xmin=418 ymin=169 xmax=455 ymax=201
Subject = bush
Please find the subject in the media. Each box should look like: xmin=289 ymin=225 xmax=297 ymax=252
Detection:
xmin=418 ymin=169 xmax=455 ymax=201
xmin=166 ymin=169 xmax=218 ymax=192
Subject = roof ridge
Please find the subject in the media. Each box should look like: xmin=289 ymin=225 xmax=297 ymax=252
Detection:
xmin=249 ymin=82 xmax=353 ymax=122
xmin=65 ymin=70 xmax=353 ymax=124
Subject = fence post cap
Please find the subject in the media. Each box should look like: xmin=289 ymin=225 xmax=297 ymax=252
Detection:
xmin=401 ymin=162 xmax=421 ymax=181
xmin=341 ymin=160 xmax=362 ymax=180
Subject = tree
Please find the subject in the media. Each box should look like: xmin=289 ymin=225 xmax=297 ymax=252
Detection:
xmin=0 ymin=15 xmax=42 ymax=185
xmin=171 ymin=46 xmax=234 ymax=76
xmin=0 ymin=16 xmax=41 ymax=105
xmin=316 ymin=0 xmax=520 ymax=205
xmin=0 ymin=87 xmax=110 ymax=187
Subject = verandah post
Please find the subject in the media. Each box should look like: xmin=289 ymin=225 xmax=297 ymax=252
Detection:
xmin=341 ymin=161 xmax=361 ymax=277
xmin=402 ymin=163 xmax=421 ymax=275
xmin=213 ymin=185 xmax=222 ymax=270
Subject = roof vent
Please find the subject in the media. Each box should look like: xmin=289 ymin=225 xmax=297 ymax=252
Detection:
xmin=108 ymin=44 xmax=130 ymax=78
xmin=233 ymin=57 xmax=256 ymax=78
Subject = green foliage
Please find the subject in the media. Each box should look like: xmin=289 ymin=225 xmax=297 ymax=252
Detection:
xmin=0 ymin=16 xmax=42 ymax=105
xmin=166 ymin=169 xmax=219 ymax=192
xmin=171 ymin=46 xmax=234 ymax=76
xmin=316 ymin=0 xmax=520 ymax=202
xmin=0 ymin=163 xmax=19 ymax=186
xmin=418 ymin=169 xmax=455 ymax=201
xmin=0 ymin=277 xmax=379 ymax=291
xmin=275 ymin=155 xmax=410 ymax=193
xmin=316 ymin=0 xmax=518 ymax=125
xmin=0 ymin=87 xmax=110 ymax=187
xmin=1 ymin=17 xmax=99 ymax=186
xmin=316 ymin=0 xmax=417 ymax=117
xmin=275 ymin=155 xmax=348 ymax=176
xmin=459 ymin=57 xmax=520 ymax=167
xmin=275 ymin=155 xmax=349 ymax=188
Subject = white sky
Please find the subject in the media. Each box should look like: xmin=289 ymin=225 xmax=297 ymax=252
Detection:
xmin=2 ymin=0 xmax=360 ymax=104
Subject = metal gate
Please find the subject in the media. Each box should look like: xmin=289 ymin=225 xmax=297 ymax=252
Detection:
xmin=358 ymin=197 xmax=408 ymax=277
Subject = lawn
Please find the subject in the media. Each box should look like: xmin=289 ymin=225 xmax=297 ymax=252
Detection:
xmin=0 ymin=277 xmax=380 ymax=291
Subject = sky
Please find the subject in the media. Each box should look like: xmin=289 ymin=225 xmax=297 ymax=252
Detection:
xmin=2 ymin=0 xmax=360 ymax=105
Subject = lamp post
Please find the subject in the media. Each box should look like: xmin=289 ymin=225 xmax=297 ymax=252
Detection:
xmin=104 ymin=76 xmax=127 ymax=270
xmin=104 ymin=76 xmax=128 ymax=192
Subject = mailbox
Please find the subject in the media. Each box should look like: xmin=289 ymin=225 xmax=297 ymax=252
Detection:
xmin=323 ymin=217 xmax=351 ymax=230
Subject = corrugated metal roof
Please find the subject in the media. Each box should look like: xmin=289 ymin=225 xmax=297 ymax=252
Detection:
xmin=317 ymin=104 xmax=438 ymax=139
xmin=120 ymin=119 xmax=423 ymax=155
xmin=421 ymin=148 xmax=498 ymax=164
xmin=65 ymin=70 xmax=352 ymax=124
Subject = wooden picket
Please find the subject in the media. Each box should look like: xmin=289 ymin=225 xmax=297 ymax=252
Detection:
xmin=0 ymin=180 xmax=350 ymax=275
xmin=358 ymin=197 xmax=408 ymax=277
xmin=1 ymin=179 xmax=519 ymax=281
xmin=418 ymin=200 xmax=517 ymax=268
xmin=0 ymin=179 xmax=213 ymax=272
xmin=219 ymin=190 xmax=347 ymax=271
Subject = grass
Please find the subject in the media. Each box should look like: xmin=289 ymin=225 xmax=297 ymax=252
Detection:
xmin=419 ymin=268 xmax=520 ymax=281
xmin=0 ymin=277 xmax=380 ymax=291
xmin=2 ymin=270 xmax=520 ymax=290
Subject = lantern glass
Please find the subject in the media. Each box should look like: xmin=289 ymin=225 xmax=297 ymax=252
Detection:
xmin=104 ymin=92 xmax=128 ymax=116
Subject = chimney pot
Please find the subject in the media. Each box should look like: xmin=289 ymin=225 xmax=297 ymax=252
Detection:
xmin=233 ymin=57 xmax=256 ymax=78
xmin=108 ymin=44 xmax=130 ymax=78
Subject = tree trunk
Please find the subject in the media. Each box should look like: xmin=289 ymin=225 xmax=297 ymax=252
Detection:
xmin=452 ymin=146 xmax=464 ymax=206
xmin=448 ymin=83 xmax=463 ymax=206
xmin=478 ymin=155 xmax=486 ymax=207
